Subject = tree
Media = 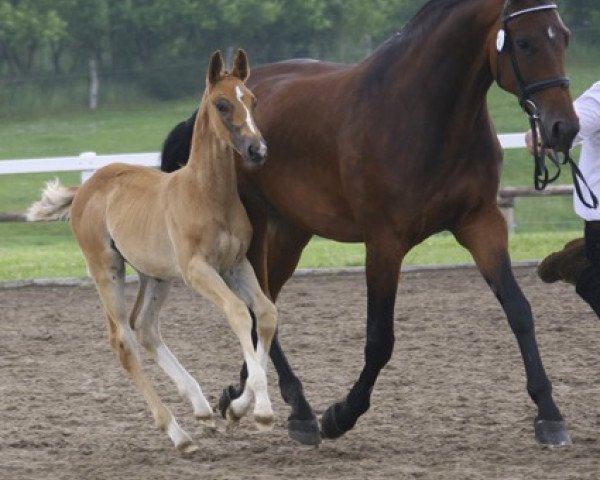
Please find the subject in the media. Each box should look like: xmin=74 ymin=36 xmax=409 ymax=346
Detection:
xmin=0 ymin=0 xmax=66 ymax=74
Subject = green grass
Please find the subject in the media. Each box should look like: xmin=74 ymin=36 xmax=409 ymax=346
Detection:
xmin=0 ymin=98 xmax=197 ymax=160
xmin=0 ymin=222 xmax=84 ymax=280
xmin=0 ymin=60 xmax=598 ymax=281
xmin=0 ymin=224 xmax=583 ymax=281
xmin=302 ymin=231 xmax=586 ymax=270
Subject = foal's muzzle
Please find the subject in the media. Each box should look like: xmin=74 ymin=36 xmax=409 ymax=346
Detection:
xmin=242 ymin=138 xmax=268 ymax=167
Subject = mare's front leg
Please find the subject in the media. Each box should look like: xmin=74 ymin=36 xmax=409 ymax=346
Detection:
xmin=453 ymin=205 xmax=570 ymax=447
xmin=321 ymin=233 xmax=406 ymax=439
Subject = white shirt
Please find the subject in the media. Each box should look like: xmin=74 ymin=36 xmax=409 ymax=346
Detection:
xmin=573 ymin=81 xmax=600 ymax=220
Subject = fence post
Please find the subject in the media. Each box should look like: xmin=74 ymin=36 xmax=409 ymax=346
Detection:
xmin=89 ymin=59 xmax=99 ymax=110
xmin=79 ymin=151 xmax=97 ymax=183
xmin=498 ymin=196 xmax=515 ymax=233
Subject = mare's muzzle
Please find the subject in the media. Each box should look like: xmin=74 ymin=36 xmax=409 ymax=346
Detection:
xmin=546 ymin=117 xmax=579 ymax=155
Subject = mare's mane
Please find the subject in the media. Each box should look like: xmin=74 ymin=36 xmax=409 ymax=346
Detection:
xmin=373 ymin=0 xmax=466 ymax=55
xmin=359 ymin=0 xmax=471 ymax=93
xmin=372 ymin=0 xmax=550 ymax=59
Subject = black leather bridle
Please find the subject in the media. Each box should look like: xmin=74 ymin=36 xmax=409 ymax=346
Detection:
xmin=497 ymin=1 xmax=598 ymax=208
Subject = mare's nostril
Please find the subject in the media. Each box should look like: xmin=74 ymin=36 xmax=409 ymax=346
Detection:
xmin=552 ymin=121 xmax=563 ymax=142
xmin=551 ymin=120 xmax=578 ymax=152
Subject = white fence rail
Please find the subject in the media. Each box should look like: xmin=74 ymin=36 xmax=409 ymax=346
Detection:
xmin=0 ymin=133 xmax=527 ymax=182
xmin=0 ymin=151 xmax=161 ymax=183
xmin=0 ymin=133 xmax=574 ymax=231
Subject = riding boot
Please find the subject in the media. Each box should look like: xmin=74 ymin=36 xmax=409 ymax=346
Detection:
xmin=575 ymin=265 xmax=600 ymax=318
xmin=574 ymin=222 xmax=600 ymax=319
xmin=537 ymin=237 xmax=588 ymax=284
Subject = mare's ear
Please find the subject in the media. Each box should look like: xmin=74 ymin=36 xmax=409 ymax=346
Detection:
xmin=232 ymin=49 xmax=250 ymax=82
xmin=207 ymin=50 xmax=224 ymax=86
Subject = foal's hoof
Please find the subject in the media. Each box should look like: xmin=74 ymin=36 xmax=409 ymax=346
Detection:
xmin=177 ymin=440 xmax=199 ymax=456
xmin=196 ymin=414 xmax=216 ymax=431
xmin=218 ymin=386 xmax=240 ymax=419
xmin=288 ymin=417 xmax=321 ymax=446
xmin=320 ymin=404 xmax=347 ymax=440
xmin=255 ymin=415 xmax=274 ymax=432
xmin=534 ymin=419 xmax=572 ymax=447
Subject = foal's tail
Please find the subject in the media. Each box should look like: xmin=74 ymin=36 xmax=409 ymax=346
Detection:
xmin=26 ymin=179 xmax=78 ymax=222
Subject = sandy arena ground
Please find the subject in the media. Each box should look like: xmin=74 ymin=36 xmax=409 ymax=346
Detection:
xmin=1 ymin=266 xmax=600 ymax=480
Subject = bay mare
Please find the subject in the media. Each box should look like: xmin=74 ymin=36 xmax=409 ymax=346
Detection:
xmin=161 ymin=0 xmax=579 ymax=447
xmin=28 ymin=50 xmax=277 ymax=452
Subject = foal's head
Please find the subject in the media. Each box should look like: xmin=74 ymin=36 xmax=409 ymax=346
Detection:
xmin=205 ymin=49 xmax=267 ymax=168
xmin=490 ymin=0 xmax=578 ymax=154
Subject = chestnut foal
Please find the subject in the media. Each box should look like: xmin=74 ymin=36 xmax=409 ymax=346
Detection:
xmin=27 ymin=50 xmax=275 ymax=453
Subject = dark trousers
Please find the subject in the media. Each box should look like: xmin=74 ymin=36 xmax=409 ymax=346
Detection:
xmin=576 ymin=220 xmax=600 ymax=317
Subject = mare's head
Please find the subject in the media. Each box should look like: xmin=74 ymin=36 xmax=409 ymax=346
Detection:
xmin=489 ymin=0 xmax=578 ymax=154
xmin=205 ymin=49 xmax=267 ymax=168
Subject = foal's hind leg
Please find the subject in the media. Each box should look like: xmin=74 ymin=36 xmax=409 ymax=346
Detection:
xmin=132 ymin=275 xmax=214 ymax=426
xmin=85 ymin=249 xmax=195 ymax=452
xmin=453 ymin=205 xmax=570 ymax=447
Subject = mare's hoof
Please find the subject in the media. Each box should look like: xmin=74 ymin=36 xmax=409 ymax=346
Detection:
xmin=218 ymin=386 xmax=240 ymax=419
xmin=288 ymin=417 xmax=321 ymax=446
xmin=320 ymin=404 xmax=347 ymax=440
xmin=534 ymin=419 xmax=572 ymax=447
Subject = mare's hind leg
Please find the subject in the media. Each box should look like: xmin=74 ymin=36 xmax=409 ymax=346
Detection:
xmin=220 ymin=216 xmax=320 ymax=445
xmin=131 ymin=274 xmax=214 ymax=426
xmin=85 ymin=248 xmax=195 ymax=453
xmin=183 ymin=256 xmax=273 ymax=430
xmin=453 ymin=205 xmax=570 ymax=447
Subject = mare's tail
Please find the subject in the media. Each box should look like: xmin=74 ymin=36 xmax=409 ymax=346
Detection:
xmin=26 ymin=179 xmax=78 ymax=222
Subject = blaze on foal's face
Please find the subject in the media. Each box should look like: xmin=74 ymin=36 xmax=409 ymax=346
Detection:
xmin=206 ymin=50 xmax=267 ymax=168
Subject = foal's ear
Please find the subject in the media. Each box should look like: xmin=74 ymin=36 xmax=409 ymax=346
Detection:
xmin=207 ymin=50 xmax=224 ymax=86
xmin=232 ymin=49 xmax=250 ymax=82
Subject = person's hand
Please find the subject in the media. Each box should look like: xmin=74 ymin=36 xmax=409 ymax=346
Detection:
xmin=524 ymin=128 xmax=543 ymax=156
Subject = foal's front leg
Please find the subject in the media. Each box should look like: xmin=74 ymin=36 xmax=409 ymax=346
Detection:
xmin=221 ymin=259 xmax=277 ymax=424
xmin=454 ymin=206 xmax=570 ymax=447
xmin=184 ymin=256 xmax=274 ymax=430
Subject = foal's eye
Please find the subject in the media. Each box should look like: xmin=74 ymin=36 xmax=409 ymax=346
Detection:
xmin=215 ymin=100 xmax=231 ymax=114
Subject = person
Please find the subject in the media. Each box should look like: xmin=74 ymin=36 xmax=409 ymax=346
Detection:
xmin=526 ymin=81 xmax=600 ymax=317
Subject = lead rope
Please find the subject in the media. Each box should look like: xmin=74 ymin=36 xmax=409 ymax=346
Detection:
xmin=523 ymin=100 xmax=598 ymax=208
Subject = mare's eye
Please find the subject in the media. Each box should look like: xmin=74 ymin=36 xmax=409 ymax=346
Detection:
xmin=215 ymin=100 xmax=231 ymax=114
xmin=516 ymin=38 xmax=531 ymax=52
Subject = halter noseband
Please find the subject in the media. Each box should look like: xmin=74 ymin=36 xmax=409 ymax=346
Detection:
xmin=497 ymin=1 xmax=598 ymax=208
